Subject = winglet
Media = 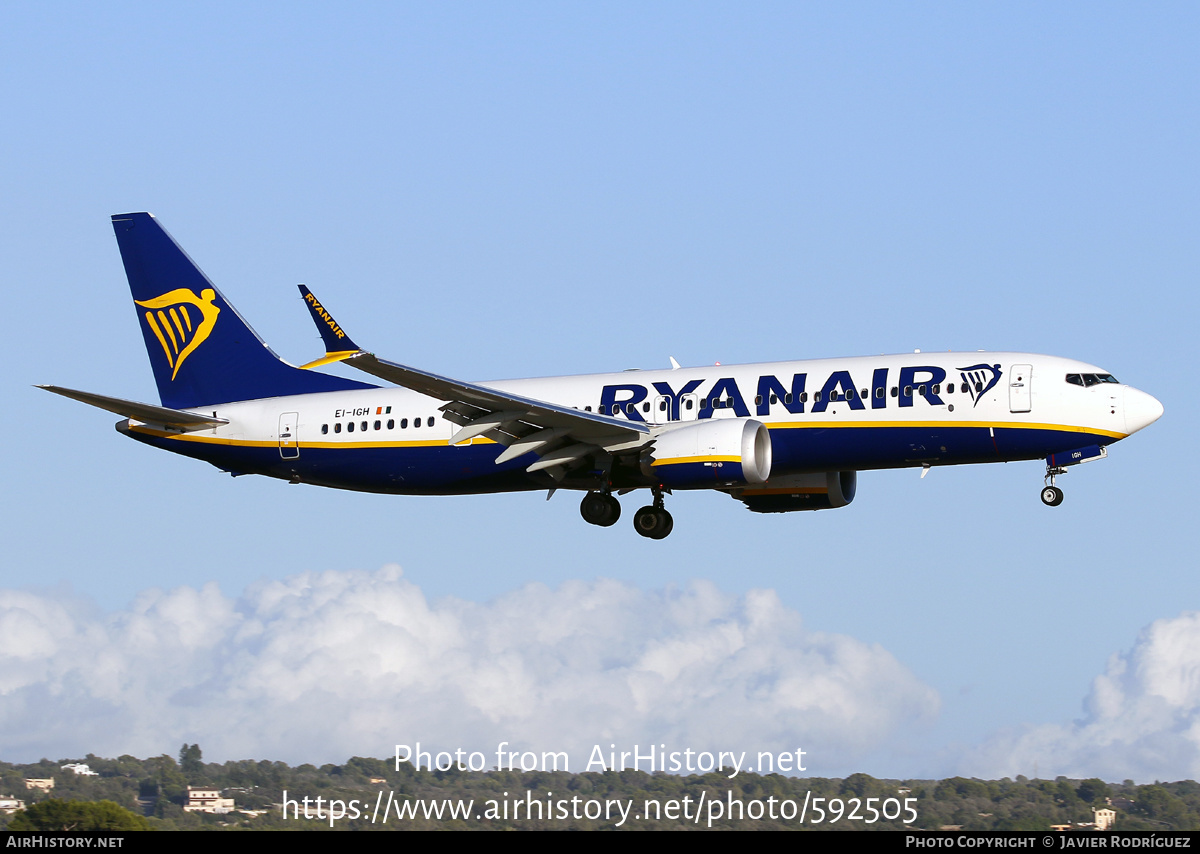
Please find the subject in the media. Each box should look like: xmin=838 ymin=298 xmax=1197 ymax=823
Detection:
xmin=297 ymin=285 xmax=363 ymax=369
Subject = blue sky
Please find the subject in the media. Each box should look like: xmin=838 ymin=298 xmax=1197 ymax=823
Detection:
xmin=1 ymin=3 xmax=1196 ymax=781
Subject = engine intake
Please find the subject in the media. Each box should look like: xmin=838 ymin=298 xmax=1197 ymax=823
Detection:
xmin=642 ymin=419 xmax=773 ymax=488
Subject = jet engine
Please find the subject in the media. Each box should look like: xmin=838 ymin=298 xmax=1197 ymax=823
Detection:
xmin=641 ymin=419 xmax=773 ymax=488
xmin=733 ymin=471 xmax=857 ymax=513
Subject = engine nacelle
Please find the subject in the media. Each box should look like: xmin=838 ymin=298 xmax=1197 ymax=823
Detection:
xmin=642 ymin=419 xmax=773 ymax=488
xmin=734 ymin=471 xmax=857 ymax=513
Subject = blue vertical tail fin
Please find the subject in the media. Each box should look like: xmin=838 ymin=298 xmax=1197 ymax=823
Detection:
xmin=112 ymin=213 xmax=374 ymax=408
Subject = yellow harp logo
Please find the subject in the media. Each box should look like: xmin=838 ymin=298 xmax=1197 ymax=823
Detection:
xmin=135 ymin=288 xmax=221 ymax=380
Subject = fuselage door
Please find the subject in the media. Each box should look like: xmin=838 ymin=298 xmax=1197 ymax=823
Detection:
xmin=1009 ymin=365 xmax=1032 ymax=413
xmin=681 ymin=393 xmax=699 ymax=422
xmin=279 ymin=411 xmax=300 ymax=459
xmin=652 ymin=395 xmax=671 ymax=424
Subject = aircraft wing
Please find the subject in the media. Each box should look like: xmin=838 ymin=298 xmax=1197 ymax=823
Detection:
xmin=38 ymin=385 xmax=228 ymax=430
xmin=295 ymin=286 xmax=649 ymax=478
xmin=347 ymin=352 xmax=649 ymax=476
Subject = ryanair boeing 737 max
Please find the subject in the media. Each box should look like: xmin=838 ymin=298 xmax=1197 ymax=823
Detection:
xmin=40 ymin=213 xmax=1164 ymax=539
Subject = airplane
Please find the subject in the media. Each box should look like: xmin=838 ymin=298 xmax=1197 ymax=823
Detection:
xmin=40 ymin=213 xmax=1164 ymax=539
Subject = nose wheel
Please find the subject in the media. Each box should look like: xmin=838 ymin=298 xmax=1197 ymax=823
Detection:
xmin=633 ymin=487 xmax=674 ymax=539
xmin=1041 ymin=465 xmax=1066 ymax=507
xmin=580 ymin=491 xmax=621 ymax=527
xmin=1041 ymin=485 xmax=1064 ymax=506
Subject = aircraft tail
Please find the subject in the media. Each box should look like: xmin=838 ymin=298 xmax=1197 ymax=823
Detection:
xmin=112 ymin=213 xmax=375 ymax=409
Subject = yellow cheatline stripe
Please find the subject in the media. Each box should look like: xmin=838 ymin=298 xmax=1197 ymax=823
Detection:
xmin=298 ymin=351 xmax=361 ymax=370
xmin=650 ymin=455 xmax=741 ymax=467
xmin=129 ymin=424 xmax=467 ymax=450
xmin=765 ymin=420 xmax=1127 ymax=440
xmin=143 ymin=312 xmax=174 ymax=369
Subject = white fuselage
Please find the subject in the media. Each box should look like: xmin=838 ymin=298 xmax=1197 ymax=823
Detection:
xmin=124 ymin=351 xmax=1161 ymax=497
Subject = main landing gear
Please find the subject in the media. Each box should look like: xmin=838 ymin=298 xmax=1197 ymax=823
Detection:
xmin=633 ymin=489 xmax=673 ymax=540
xmin=579 ymin=491 xmax=621 ymax=527
xmin=579 ymin=488 xmax=674 ymax=539
xmin=1041 ymin=465 xmax=1066 ymax=507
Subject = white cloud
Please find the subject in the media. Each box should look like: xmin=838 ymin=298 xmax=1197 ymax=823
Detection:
xmin=0 ymin=567 xmax=938 ymax=771
xmin=965 ymin=611 xmax=1200 ymax=782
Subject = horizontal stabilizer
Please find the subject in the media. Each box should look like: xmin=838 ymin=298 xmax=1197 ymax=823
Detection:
xmin=37 ymin=385 xmax=228 ymax=430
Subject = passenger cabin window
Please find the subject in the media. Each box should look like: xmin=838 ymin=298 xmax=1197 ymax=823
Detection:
xmin=427 ymin=417 xmax=435 ymax=427
xmin=387 ymin=419 xmax=395 ymax=429
xmin=347 ymin=422 xmax=354 ymax=432
xmin=334 ymin=423 xmax=341 ymax=434
xmin=321 ymin=424 xmax=329 ymax=434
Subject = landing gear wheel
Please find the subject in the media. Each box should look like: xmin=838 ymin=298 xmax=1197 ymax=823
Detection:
xmin=634 ymin=505 xmax=673 ymax=539
xmin=580 ymin=492 xmax=621 ymax=527
xmin=1041 ymin=486 xmax=1064 ymax=507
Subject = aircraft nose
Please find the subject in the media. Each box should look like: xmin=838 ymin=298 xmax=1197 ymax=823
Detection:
xmin=1124 ymin=387 xmax=1164 ymax=434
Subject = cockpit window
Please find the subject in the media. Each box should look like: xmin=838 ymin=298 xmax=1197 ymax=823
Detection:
xmin=1069 ymin=373 xmax=1119 ymax=387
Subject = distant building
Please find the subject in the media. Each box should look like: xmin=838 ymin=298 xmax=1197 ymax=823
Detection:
xmin=1093 ymin=807 xmax=1116 ymax=831
xmin=184 ymin=787 xmax=236 ymax=814
xmin=60 ymin=763 xmax=98 ymax=776
xmin=24 ymin=778 xmax=54 ymax=792
xmin=0 ymin=796 xmax=26 ymax=815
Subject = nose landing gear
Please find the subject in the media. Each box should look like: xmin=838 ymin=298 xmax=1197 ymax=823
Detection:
xmin=1041 ymin=465 xmax=1066 ymax=506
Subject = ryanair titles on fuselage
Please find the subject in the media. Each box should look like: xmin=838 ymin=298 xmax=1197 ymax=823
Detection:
xmin=595 ymin=361 xmax=1003 ymax=422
